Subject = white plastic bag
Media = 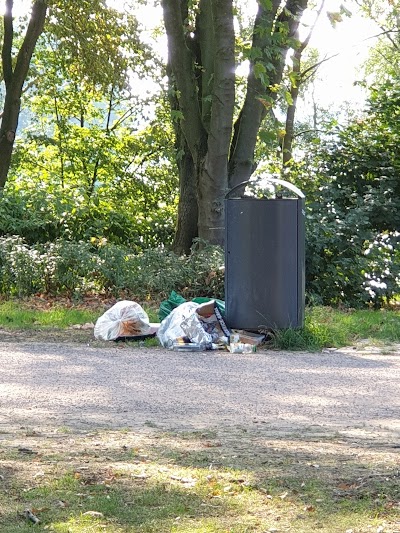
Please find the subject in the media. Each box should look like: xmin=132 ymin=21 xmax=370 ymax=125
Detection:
xmin=156 ymin=301 xmax=199 ymax=348
xmin=94 ymin=300 xmax=150 ymax=341
xmin=156 ymin=300 xmax=230 ymax=350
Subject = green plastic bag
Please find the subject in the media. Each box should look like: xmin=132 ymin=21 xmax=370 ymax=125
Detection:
xmin=158 ymin=291 xmax=226 ymax=322
xmin=158 ymin=291 xmax=186 ymax=321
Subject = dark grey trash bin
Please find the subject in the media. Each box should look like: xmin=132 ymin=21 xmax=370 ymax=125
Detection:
xmin=225 ymin=177 xmax=305 ymax=331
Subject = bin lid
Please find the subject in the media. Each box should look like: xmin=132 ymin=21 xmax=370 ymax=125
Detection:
xmin=226 ymin=177 xmax=305 ymax=199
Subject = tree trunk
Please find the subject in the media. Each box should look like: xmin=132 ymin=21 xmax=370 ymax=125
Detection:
xmin=197 ymin=0 xmax=235 ymax=245
xmin=172 ymin=139 xmax=198 ymax=255
xmin=0 ymin=0 xmax=48 ymax=188
xmin=162 ymin=0 xmax=234 ymax=248
xmin=282 ymin=48 xmax=301 ymax=167
xmin=0 ymin=88 xmax=20 ymax=188
xmin=282 ymin=0 xmax=324 ymax=170
xmin=162 ymin=0 xmax=309 ymax=249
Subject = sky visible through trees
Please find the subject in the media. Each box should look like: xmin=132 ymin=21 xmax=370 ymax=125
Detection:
xmin=4 ymin=0 xmax=380 ymax=112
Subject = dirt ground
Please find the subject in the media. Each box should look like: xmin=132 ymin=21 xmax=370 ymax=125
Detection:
xmin=1 ymin=329 xmax=400 ymax=531
xmin=1 ymin=327 xmax=399 ymax=439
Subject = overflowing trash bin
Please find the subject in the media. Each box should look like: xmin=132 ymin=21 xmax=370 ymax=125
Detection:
xmin=225 ymin=177 xmax=305 ymax=331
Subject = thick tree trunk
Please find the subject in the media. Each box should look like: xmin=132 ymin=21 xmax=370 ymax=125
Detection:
xmin=162 ymin=0 xmax=308 ymax=249
xmin=162 ymin=0 xmax=234 ymax=248
xmin=0 ymin=0 xmax=48 ymax=188
xmin=197 ymin=0 xmax=235 ymax=245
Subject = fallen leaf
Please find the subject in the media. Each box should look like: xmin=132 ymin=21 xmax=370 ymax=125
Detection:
xmin=83 ymin=511 xmax=104 ymax=518
xmin=170 ymin=475 xmax=196 ymax=484
xmin=32 ymin=507 xmax=49 ymax=513
xmin=180 ymin=477 xmax=196 ymax=484
xmin=337 ymin=482 xmax=356 ymax=490
xmin=304 ymin=505 xmax=316 ymax=512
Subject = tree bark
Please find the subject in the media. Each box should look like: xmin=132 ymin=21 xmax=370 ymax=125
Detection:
xmin=172 ymin=145 xmax=198 ymax=255
xmin=282 ymin=0 xmax=324 ymax=169
xmin=0 ymin=0 xmax=48 ymax=189
xmin=197 ymin=0 xmax=235 ymax=245
xmin=162 ymin=0 xmax=234 ymax=249
xmin=282 ymin=49 xmax=301 ymax=167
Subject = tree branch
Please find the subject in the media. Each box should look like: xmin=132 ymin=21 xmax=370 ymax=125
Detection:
xmin=206 ymin=0 xmax=235 ymax=171
xmin=2 ymin=0 xmax=14 ymax=86
xmin=13 ymin=0 xmax=48 ymax=92
xmin=161 ymin=0 xmax=204 ymax=159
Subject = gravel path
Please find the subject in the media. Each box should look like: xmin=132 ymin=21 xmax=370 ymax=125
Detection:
xmin=0 ymin=341 xmax=399 ymax=443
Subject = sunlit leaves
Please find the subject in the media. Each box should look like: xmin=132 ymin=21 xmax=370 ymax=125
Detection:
xmin=46 ymin=0 xmax=149 ymax=93
xmin=0 ymin=0 xmax=179 ymax=248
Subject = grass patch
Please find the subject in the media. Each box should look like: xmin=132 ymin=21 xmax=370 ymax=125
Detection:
xmin=0 ymin=299 xmax=159 ymax=329
xmin=0 ymin=426 xmax=398 ymax=532
xmin=270 ymin=306 xmax=400 ymax=351
xmin=0 ymin=300 xmax=399 ymax=352
xmin=0 ymin=300 xmax=100 ymax=329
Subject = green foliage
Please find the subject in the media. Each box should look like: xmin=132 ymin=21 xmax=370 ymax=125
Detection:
xmin=360 ymin=1 xmax=399 ymax=86
xmin=0 ymin=237 xmax=225 ymax=301
xmin=3 ymin=0 xmax=178 ymax=252
xmin=290 ymin=81 xmax=400 ymax=308
xmin=0 ymin=183 xmax=177 ymax=248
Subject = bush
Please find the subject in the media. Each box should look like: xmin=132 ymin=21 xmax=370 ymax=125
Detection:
xmin=0 ymin=237 xmax=225 ymax=302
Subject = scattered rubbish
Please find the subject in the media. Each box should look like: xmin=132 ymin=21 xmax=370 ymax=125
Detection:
xmin=227 ymin=342 xmax=256 ymax=353
xmin=94 ymin=301 xmax=150 ymax=341
xmin=172 ymin=339 xmax=204 ymax=352
xmin=133 ymin=291 xmax=271 ymax=353
xmin=230 ymin=329 xmax=265 ymax=346
xmin=191 ymin=296 xmax=225 ymax=316
xmin=24 ymin=509 xmax=40 ymax=525
xmin=158 ymin=291 xmax=187 ymax=321
xmin=114 ymin=323 xmax=159 ymax=343
xmin=157 ymin=300 xmax=230 ymax=350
